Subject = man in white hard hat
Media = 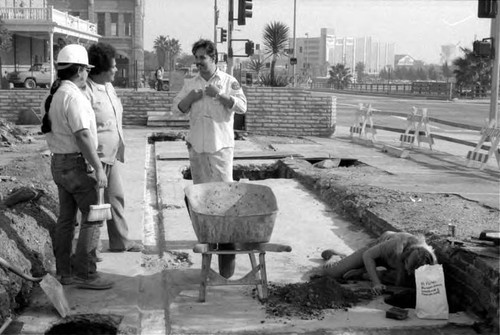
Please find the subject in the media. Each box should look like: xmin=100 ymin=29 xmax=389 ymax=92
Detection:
xmin=41 ymin=44 xmax=114 ymax=290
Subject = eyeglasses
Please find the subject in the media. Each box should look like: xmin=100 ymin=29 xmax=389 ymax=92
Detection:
xmin=81 ymin=66 xmax=91 ymax=73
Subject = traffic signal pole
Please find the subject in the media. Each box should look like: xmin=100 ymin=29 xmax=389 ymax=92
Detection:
xmin=214 ymin=0 xmax=218 ymax=43
xmin=490 ymin=15 xmax=500 ymax=125
xmin=228 ymin=0 xmax=234 ymax=75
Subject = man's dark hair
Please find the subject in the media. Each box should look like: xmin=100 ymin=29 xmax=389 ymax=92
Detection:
xmin=192 ymin=39 xmax=218 ymax=64
xmin=88 ymin=42 xmax=116 ymax=75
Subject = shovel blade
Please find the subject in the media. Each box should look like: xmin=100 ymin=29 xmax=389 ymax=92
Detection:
xmin=39 ymin=274 xmax=70 ymax=318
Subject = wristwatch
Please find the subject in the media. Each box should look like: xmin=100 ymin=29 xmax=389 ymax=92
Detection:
xmin=215 ymin=92 xmax=221 ymax=100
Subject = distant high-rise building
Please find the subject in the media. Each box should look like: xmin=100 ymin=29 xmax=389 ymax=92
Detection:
xmin=289 ymin=28 xmax=395 ymax=77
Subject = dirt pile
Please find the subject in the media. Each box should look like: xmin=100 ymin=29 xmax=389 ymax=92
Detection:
xmin=0 ymin=121 xmax=57 ymax=325
xmin=256 ymin=276 xmax=370 ymax=320
xmin=0 ymin=118 xmax=33 ymax=146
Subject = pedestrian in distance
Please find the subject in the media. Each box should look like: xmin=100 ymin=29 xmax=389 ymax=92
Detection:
xmin=173 ymin=39 xmax=247 ymax=279
xmin=41 ymin=44 xmax=113 ymax=290
xmin=155 ymin=66 xmax=164 ymax=91
xmin=320 ymin=231 xmax=437 ymax=295
xmin=84 ymin=42 xmax=143 ymax=254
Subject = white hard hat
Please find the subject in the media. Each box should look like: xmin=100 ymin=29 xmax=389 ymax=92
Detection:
xmin=57 ymin=44 xmax=94 ymax=68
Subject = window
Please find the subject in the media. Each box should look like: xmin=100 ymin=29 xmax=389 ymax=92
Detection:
xmin=111 ymin=13 xmax=118 ymax=36
xmin=97 ymin=13 xmax=105 ymax=36
xmin=124 ymin=13 xmax=132 ymax=36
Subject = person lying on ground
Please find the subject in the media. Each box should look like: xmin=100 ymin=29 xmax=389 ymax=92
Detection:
xmin=320 ymin=231 xmax=437 ymax=295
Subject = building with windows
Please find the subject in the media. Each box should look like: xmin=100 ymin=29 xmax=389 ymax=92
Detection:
xmin=0 ymin=0 xmax=144 ymax=88
xmin=291 ymin=28 xmax=395 ymax=78
xmin=0 ymin=0 xmax=99 ymax=86
xmin=48 ymin=0 xmax=145 ymax=87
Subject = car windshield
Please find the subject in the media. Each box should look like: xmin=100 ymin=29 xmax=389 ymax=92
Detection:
xmin=29 ymin=64 xmax=42 ymax=71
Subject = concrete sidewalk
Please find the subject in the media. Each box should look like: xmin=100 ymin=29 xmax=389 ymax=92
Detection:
xmin=11 ymin=126 xmax=498 ymax=334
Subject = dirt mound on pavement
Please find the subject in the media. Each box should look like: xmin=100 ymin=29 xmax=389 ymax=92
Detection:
xmin=255 ymin=276 xmax=370 ymax=320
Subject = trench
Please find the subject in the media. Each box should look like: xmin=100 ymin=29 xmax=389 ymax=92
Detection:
xmin=147 ymin=133 xmax=481 ymax=334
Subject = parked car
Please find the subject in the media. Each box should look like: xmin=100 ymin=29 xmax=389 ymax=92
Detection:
xmin=7 ymin=62 xmax=55 ymax=89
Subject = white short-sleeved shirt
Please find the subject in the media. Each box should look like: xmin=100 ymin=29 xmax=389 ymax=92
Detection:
xmin=173 ymin=69 xmax=247 ymax=153
xmin=44 ymin=80 xmax=98 ymax=154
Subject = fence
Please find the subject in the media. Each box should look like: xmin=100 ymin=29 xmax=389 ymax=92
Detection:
xmin=311 ymin=81 xmax=454 ymax=99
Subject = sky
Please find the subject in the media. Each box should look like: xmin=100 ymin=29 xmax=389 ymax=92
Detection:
xmin=143 ymin=0 xmax=491 ymax=64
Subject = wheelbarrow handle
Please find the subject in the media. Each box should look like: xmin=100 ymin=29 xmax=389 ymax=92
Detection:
xmin=0 ymin=256 xmax=43 ymax=282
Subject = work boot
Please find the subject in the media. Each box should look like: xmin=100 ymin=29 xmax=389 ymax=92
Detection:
xmin=218 ymin=254 xmax=236 ymax=279
xmin=74 ymin=274 xmax=114 ymax=290
xmin=109 ymin=242 xmax=143 ymax=253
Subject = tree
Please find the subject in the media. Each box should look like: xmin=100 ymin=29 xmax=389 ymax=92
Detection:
xmin=167 ymin=38 xmax=181 ymax=71
xmin=453 ymin=47 xmax=491 ymax=95
xmin=153 ymin=35 xmax=168 ymax=68
xmin=262 ymin=21 xmax=289 ymax=86
xmin=441 ymin=61 xmax=453 ymax=83
xmin=0 ymin=18 xmax=12 ymax=88
xmin=328 ymin=63 xmax=352 ymax=89
xmin=427 ymin=65 xmax=438 ymax=81
xmin=355 ymin=62 xmax=365 ymax=83
xmin=246 ymin=57 xmax=265 ymax=79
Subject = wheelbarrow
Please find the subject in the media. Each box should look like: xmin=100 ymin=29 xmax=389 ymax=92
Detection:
xmin=184 ymin=181 xmax=291 ymax=302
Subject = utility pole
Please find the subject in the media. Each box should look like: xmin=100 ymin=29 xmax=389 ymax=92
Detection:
xmin=490 ymin=15 xmax=500 ymax=125
xmin=214 ymin=0 xmax=218 ymax=43
xmin=292 ymin=0 xmax=296 ymax=87
xmin=227 ymin=0 xmax=234 ymax=75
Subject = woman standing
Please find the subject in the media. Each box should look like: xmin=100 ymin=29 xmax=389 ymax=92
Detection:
xmin=41 ymin=44 xmax=113 ymax=290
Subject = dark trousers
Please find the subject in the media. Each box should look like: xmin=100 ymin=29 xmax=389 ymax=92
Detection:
xmin=51 ymin=154 xmax=100 ymax=279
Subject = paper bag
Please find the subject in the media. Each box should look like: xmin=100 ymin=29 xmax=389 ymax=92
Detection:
xmin=415 ymin=264 xmax=449 ymax=319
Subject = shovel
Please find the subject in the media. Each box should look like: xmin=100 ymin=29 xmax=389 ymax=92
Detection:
xmin=0 ymin=256 xmax=70 ymax=317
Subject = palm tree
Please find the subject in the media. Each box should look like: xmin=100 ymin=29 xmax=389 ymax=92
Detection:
xmin=153 ymin=35 xmax=169 ymax=68
xmin=168 ymin=38 xmax=181 ymax=71
xmin=328 ymin=63 xmax=353 ymax=89
xmin=453 ymin=47 xmax=491 ymax=96
xmin=262 ymin=21 xmax=289 ymax=86
xmin=246 ymin=57 xmax=265 ymax=79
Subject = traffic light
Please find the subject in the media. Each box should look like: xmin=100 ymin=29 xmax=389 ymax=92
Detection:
xmin=220 ymin=28 xmax=227 ymax=43
xmin=245 ymin=41 xmax=254 ymax=56
xmin=473 ymin=40 xmax=492 ymax=57
xmin=238 ymin=0 xmax=253 ymax=26
xmin=478 ymin=0 xmax=497 ymax=18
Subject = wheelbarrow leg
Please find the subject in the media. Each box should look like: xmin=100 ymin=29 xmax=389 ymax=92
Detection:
xmin=259 ymin=252 xmax=268 ymax=301
xmin=199 ymin=253 xmax=212 ymax=302
xmin=249 ymin=253 xmax=263 ymax=300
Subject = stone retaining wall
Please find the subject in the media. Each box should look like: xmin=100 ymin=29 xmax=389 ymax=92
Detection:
xmin=244 ymin=87 xmax=336 ymax=137
xmin=0 ymin=88 xmax=337 ymax=137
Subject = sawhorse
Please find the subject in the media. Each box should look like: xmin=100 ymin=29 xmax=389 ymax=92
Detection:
xmin=466 ymin=120 xmax=500 ymax=170
xmin=350 ymin=103 xmax=377 ymax=141
xmin=400 ymin=107 xmax=434 ymax=150
xmin=193 ymin=243 xmax=292 ymax=302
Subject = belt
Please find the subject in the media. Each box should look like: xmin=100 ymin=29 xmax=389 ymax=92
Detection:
xmin=52 ymin=152 xmax=82 ymax=157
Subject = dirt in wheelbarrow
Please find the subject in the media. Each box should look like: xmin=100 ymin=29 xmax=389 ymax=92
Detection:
xmin=252 ymin=276 xmax=372 ymax=320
